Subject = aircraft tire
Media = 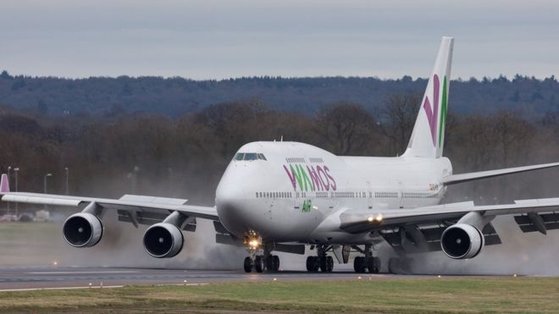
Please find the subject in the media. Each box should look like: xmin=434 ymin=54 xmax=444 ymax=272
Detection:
xmin=354 ymin=256 xmax=366 ymax=273
xmin=366 ymin=257 xmax=380 ymax=273
xmin=243 ymin=257 xmax=253 ymax=273
xmin=306 ymin=256 xmax=319 ymax=272
xmin=327 ymin=256 xmax=334 ymax=272
xmin=255 ymin=256 xmax=264 ymax=273
xmin=307 ymin=256 xmax=313 ymax=272
xmin=265 ymin=255 xmax=274 ymax=271
xmin=373 ymin=257 xmax=381 ymax=273
xmin=272 ymin=255 xmax=280 ymax=271
xmin=320 ymin=257 xmax=328 ymax=272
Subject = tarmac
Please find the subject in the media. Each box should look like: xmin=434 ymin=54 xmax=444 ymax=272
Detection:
xmin=0 ymin=266 xmax=418 ymax=291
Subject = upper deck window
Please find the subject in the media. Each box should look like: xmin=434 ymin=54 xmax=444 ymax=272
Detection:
xmin=233 ymin=152 xmax=267 ymax=161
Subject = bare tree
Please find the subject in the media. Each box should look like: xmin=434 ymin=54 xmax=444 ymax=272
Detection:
xmin=315 ymin=102 xmax=379 ymax=155
xmin=379 ymin=93 xmax=421 ymax=155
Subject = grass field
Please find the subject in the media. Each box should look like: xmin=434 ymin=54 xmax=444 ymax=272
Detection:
xmin=2 ymin=222 xmax=559 ymax=312
xmin=1 ymin=277 xmax=559 ymax=313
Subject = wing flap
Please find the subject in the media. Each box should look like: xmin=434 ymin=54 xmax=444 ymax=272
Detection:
xmin=514 ymin=212 xmax=559 ymax=234
xmin=119 ymin=194 xmax=188 ymax=205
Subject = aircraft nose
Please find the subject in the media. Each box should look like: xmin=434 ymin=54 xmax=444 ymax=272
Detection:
xmin=215 ymin=164 xmax=253 ymax=236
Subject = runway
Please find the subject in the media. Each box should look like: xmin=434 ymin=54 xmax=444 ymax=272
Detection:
xmin=0 ymin=266 xmax=405 ymax=290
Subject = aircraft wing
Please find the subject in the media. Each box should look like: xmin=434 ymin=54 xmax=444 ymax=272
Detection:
xmin=1 ymin=192 xmax=218 ymax=221
xmin=443 ymin=162 xmax=559 ymax=185
xmin=339 ymin=198 xmax=559 ymax=234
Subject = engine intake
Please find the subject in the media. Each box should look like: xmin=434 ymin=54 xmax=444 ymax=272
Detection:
xmin=441 ymin=223 xmax=484 ymax=259
xmin=143 ymin=223 xmax=184 ymax=258
xmin=63 ymin=213 xmax=103 ymax=247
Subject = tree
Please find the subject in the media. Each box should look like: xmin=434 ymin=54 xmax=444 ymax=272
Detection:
xmin=315 ymin=102 xmax=379 ymax=155
xmin=379 ymin=93 xmax=421 ymax=155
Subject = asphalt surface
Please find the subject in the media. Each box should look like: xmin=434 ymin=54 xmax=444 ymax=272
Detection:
xmin=0 ymin=266 xmax=416 ymax=290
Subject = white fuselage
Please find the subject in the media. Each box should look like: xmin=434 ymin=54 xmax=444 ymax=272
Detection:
xmin=216 ymin=141 xmax=452 ymax=244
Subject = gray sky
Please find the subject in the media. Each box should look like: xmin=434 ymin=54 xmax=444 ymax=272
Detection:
xmin=0 ymin=0 xmax=557 ymax=80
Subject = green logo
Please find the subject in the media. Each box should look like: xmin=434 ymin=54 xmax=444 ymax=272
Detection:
xmin=302 ymin=200 xmax=312 ymax=213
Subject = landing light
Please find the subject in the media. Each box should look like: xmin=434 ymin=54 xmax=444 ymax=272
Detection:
xmin=243 ymin=230 xmax=262 ymax=250
xmin=248 ymin=239 xmax=261 ymax=249
xmin=368 ymin=214 xmax=383 ymax=223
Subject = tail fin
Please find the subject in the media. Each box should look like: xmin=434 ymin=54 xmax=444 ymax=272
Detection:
xmin=0 ymin=173 xmax=10 ymax=193
xmin=403 ymin=36 xmax=454 ymax=158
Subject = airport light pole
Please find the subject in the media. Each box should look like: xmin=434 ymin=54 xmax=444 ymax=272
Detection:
xmin=43 ymin=173 xmax=52 ymax=210
xmin=14 ymin=167 xmax=19 ymax=217
xmin=64 ymin=167 xmax=69 ymax=195
xmin=44 ymin=173 xmax=52 ymax=193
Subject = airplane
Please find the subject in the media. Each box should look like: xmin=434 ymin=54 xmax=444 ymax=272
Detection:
xmin=3 ymin=36 xmax=559 ymax=274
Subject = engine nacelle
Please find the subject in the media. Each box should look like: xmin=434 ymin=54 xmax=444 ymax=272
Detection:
xmin=441 ymin=223 xmax=484 ymax=259
xmin=63 ymin=212 xmax=103 ymax=247
xmin=143 ymin=223 xmax=184 ymax=258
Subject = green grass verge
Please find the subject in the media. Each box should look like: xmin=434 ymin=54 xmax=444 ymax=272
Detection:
xmin=2 ymin=277 xmax=559 ymax=313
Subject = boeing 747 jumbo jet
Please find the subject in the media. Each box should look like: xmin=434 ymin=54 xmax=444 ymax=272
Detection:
xmin=3 ymin=37 xmax=559 ymax=273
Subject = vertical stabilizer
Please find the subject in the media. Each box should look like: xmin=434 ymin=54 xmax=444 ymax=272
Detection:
xmin=0 ymin=173 xmax=10 ymax=193
xmin=403 ymin=37 xmax=453 ymax=158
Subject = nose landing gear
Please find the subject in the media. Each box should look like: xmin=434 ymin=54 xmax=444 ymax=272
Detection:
xmin=244 ymin=254 xmax=280 ymax=273
xmin=242 ymin=231 xmax=280 ymax=273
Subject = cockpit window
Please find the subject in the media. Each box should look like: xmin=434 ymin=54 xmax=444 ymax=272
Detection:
xmin=234 ymin=153 xmax=244 ymax=161
xmin=233 ymin=152 xmax=267 ymax=161
xmin=244 ymin=153 xmax=258 ymax=160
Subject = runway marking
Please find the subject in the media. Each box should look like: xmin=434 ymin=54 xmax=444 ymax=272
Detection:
xmin=155 ymin=283 xmax=210 ymax=287
xmin=28 ymin=271 xmax=138 ymax=275
xmin=0 ymin=285 xmax=124 ymax=292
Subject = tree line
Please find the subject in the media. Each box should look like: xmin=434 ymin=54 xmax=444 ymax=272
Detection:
xmin=1 ymin=97 xmax=559 ymax=207
xmin=1 ymin=71 xmax=558 ymax=119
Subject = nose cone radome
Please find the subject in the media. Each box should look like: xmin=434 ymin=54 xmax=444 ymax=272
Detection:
xmin=215 ymin=162 xmax=255 ymax=237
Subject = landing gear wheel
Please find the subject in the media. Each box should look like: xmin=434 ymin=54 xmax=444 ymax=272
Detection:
xmin=306 ymin=256 xmax=319 ymax=272
xmin=354 ymin=256 xmax=366 ymax=273
xmin=243 ymin=257 xmax=253 ymax=273
xmin=327 ymin=256 xmax=334 ymax=272
xmin=254 ymin=256 xmax=264 ymax=273
xmin=265 ymin=255 xmax=280 ymax=272
xmin=371 ymin=257 xmax=381 ymax=274
xmin=320 ymin=257 xmax=328 ymax=273
xmin=266 ymin=255 xmax=274 ymax=271
xmin=272 ymin=255 xmax=280 ymax=272
xmin=366 ymin=257 xmax=380 ymax=274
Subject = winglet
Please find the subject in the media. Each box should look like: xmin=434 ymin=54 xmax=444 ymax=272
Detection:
xmin=0 ymin=173 xmax=10 ymax=193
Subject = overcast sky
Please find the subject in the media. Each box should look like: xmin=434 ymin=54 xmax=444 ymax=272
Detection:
xmin=0 ymin=0 xmax=557 ymax=80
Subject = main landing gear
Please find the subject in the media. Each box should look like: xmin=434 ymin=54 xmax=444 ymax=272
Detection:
xmin=306 ymin=245 xmax=334 ymax=272
xmin=353 ymin=244 xmax=381 ymax=273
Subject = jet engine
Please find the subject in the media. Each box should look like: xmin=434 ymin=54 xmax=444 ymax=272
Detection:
xmin=440 ymin=223 xmax=484 ymax=259
xmin=143 ymin=222 xmax=184 ymax=258
xmin=63 ymin=212 xmax=103 ymax=247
